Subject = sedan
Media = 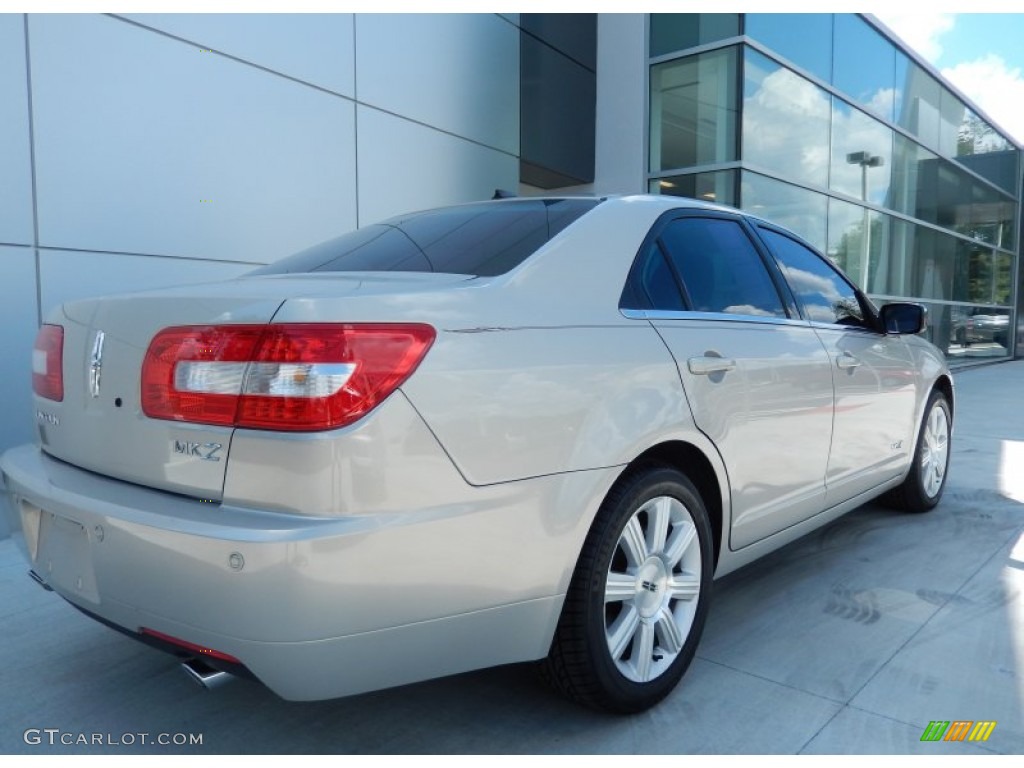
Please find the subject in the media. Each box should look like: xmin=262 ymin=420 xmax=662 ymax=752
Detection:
xmin=0 ymin=195 xmax=952 ymax=713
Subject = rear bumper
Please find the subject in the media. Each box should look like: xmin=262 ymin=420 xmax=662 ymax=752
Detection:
xmin=0 ymin=444 xmax=604 ymax=700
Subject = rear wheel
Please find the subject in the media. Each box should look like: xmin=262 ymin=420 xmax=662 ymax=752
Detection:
xmin=882 ymin=390 xmax=951 ymax=512
xmin=542 ymin=464 xmax=713 ymax=713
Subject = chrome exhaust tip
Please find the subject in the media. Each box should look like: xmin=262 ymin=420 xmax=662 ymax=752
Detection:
xmin=180 ymin=658 xmax=233 ymax=690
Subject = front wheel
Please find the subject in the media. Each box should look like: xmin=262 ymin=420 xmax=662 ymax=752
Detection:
xmin=882 ymin=390 xmax=951 ymax=512
xmin=542 ymin=464 xmax=714 ymax=713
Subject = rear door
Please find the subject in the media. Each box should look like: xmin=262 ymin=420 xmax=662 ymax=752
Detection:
xmin=623 ymin=212 xmax=835 ymax=550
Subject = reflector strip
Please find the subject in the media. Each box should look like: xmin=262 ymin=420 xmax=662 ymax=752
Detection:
xmin=140 ymin=627 xmax=241 ymax=663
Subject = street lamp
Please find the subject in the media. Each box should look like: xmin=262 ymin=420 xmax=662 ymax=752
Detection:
xmin=846 ymin=151 xmax=884 ymax=291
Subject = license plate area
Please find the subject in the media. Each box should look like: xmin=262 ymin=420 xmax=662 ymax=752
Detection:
xmin=36 ymin=509 xmax=99 ymax=604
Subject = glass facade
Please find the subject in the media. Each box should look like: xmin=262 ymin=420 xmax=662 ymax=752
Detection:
xmin=646 ymin=12 xmax=1022 ymax=364
xmin=649 ymin=47 xmax=738 ymax=173
xmin=649 ymin=13 xmax=739 ymax=58
xmin=742 ymin=48 xmax=830 ymax=189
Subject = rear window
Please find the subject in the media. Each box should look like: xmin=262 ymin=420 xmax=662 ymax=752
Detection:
xmin=251 ymin=198 xmax=602 ymax=278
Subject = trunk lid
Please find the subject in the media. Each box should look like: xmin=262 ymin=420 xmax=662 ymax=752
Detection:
xmin=37 ymin=273 xmax=467 ymax=499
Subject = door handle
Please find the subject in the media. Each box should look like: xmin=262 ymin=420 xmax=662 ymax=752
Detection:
xmin=688 ymin=356 xmax=736 ymax=375
xmin=836 ymin=353 xmax=861 ymax=370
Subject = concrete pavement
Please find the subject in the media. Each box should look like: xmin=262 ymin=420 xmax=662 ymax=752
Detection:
xmin=1 ymin=362 xmax=1022 ymax=754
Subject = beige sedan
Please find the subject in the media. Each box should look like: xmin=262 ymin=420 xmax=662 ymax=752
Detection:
xmin=1 ymin=195 xmax=952 ymax=712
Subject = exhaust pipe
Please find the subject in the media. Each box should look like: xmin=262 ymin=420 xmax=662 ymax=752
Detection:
xmin=28 ymin=570 xmax=54 ymax=591
xmin=180 ymin=658 xmax=233 ymax=690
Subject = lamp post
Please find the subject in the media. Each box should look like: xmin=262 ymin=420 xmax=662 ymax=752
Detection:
xmin=846 ymin=151 xmax=884 ymax=291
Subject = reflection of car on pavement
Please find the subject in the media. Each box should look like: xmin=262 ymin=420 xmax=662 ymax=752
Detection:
xmin=953 ymin=310 xmax=1009 ymax=347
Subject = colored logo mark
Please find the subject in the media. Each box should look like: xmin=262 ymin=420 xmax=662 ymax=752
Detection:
xmin=920 ymin=720 xmax=996 ymax=742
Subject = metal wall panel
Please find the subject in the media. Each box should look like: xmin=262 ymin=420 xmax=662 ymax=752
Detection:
xmin=0 ymin=247 xmax=39 ymax=455
xmin=29 ymin=14 xmax=357 ymax=263
xmin=356 ymin=14 xmax=519 ymax=156
xmin=0 ymin=15 xmax=33 ymax=246
xmin=38 ymin=250 xmax=252 ymax=319
xmin=121 ymin=13 xmax=355 ymax=96
xmin=356 ymin=106 xmax=518 ymax=226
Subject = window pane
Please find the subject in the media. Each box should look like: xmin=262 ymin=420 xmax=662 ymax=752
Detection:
xmin=742 ymin=49 xmax=830 ymax=188
xmin=966 ymin=177 xmax=1016 ymax=251
xmin=651 ymin=170 xmax=737 ymax=206
xmin=938 ymin=88 xmax=966 ymax=158
xmin=876 ymin=217 xmax=914 ymax=297
xmin=911 ymin=226 xmax=957 ymax=302
xmin=650 ymin=47 xmax=738 ymax=172
xmin=253 ymin=199 xmax=600 ymax=277
xmin=895 ymin=55 xmax=941 ymax=150
xmin=659 ymin=217 xmax=786 ymax=317
xmin=741 ymin=171 xmax=827 ymax=251
xmin=866 ymin=220 xmax=1009 ymax=309
xmin=252 ymin=225 xmax=428 ymax=275
xmin=996 ymin=251 xmax=1013 ymax=306
xmin=744 ymin=13 xmax=832 ymax=83
xmin=637 ymin=244 xmax=686 ymax=311
xmin=759 ymin=227 xmax=864 ymax=326
xmin=953 ymin=241 xmax=995 ymax=304
xmin=832 ymin=14 xmax=896 ymax=122
xmin=915 ymin=156 xmax=1018 ymax=250
xmin=891 ymin=133 xmax=939 ymax=223
xmin=947 ymin=305 xmax=1011 ymax=359
xmin=956 ymin=117 xmax=1021 ymax=195
xmin=826 ymin=199 xmax=888 ymax=293
xmin=650 ymin=13 xmax=739 ymax=58
xmin=830 ymin=99 xmax=893 ymax=206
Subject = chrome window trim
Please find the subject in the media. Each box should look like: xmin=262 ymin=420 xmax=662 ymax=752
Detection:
xmin=621 ymin=308 xmax=812 ymax=328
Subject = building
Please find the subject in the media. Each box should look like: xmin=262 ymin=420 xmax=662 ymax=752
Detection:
xmin=0 ymin=12 xmax=1020 ymax=466
xmin=638 ymin=13 xmax=1021 ymax=366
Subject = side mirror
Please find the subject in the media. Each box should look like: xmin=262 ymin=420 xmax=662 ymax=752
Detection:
xmin=880 ymin=302 xmax=926 ymax=335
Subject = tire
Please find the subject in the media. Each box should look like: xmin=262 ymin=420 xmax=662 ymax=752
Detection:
xmin=881 ymin=390 xmax=951 ymax=512
xmin=542 ymin=464 xmax=714 ymax=713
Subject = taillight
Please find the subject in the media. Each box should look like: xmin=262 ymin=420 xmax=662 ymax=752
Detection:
xmin=32 ymin=324 xmax=64 ymax=402
xmin=141 ymin=323 xmax=435 ymax=431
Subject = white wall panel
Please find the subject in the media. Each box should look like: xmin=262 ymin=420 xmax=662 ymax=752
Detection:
xmin=122 ymin=13 xmax=355 ymax=97
xmin=39 ymin=250 xmax=251 ymax=319
xmin=356 ymin=14 xmax=519 ymax=155
xmin=593 ymin=14 xmax=646 ymax=195
xmin=29 ymin=14 xmax=357 ymax=264
xmin=357 ymin=107 xmax=518 ymax=226
xmin=0 ymin=15 xmax=33 ymax=246
xmin=0 ymin=247 xmax=39 ymax=454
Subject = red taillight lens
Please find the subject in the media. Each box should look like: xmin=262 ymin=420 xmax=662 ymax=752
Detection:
xmin=32 ymin=324 xmax=64 ymax=402
xmin=141 ymin=323 xmax=435 ymax=431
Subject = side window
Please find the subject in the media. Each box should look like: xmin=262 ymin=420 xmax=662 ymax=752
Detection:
xmin=638 ymin=243 xmax=686 ymax=310
xmin=621 ymin=240 xmax=687 ymax=311
xmin=659 ymin=217 xmax=787 ymax=318
xmin=758 ymin=228 xmax=867 ymax=327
